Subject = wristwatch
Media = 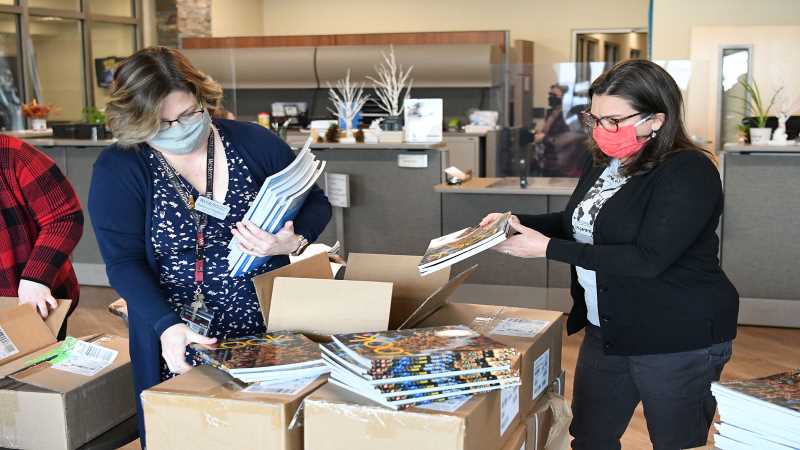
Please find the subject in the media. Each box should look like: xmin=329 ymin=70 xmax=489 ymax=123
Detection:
xmin=291 ymin=235 xmax=310 ymax=256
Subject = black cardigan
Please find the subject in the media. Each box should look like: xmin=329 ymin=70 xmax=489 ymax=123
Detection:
xmin=520 ymin=150 xmax=739 ymax=355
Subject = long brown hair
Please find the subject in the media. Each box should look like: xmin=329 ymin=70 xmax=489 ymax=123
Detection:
xmin=105 ymin=46 xmax=223 ymax=146
xmin=588 ymin=60 xmax=711 ymax=176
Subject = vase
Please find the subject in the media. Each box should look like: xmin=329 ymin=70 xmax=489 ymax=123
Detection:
xmin=749 ymin=127 xmax=772 ymax=145
xmin=382 ymin=115 xmax=403 ymax=132
xmin=31 ymin=118 xmax=48 ymax=131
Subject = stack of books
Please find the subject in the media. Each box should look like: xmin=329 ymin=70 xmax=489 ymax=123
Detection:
xmin=227 ymin=137 xmax=325 ymax=277
xmin=321 ymin=325 xmax=521 ymax=409
xmin=192 ymin=332 xmax=329 ymax=384
xmin=418 ymin=212 xmax=511 ymax=276
xmin=711 ymin=369 xmax=800 ymax=449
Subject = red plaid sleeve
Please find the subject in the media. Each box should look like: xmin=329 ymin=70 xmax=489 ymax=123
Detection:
xmin=15 ymin=143 xmax=84 ymax=288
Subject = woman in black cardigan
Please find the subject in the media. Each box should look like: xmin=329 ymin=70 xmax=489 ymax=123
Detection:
xmin=483 ymin=60 xmax=739 ymax=449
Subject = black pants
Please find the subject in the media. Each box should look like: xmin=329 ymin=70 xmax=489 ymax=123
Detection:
xmin=570 ymin=325 xmax=732 ymax=450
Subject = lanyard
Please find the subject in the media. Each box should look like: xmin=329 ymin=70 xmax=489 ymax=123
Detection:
xmin=154 ymin=130 xmax=215 ymax=311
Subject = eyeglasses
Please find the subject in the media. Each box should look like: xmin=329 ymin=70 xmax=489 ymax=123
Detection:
xmin=580 ymin=111 xmax=651 ymax=133
xmin=159 ymin=105 xmax=204 ymax=131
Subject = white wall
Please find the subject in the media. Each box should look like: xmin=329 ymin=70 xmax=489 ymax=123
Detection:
xmin=685 ymin=25 xmax=800 ymax=148
xmin=258 ymin=0 xmax=648 ymax=106
xmin=651 ymin=0 xmax=800 ymax=60
xmin=212 ymin=0 xmax=264 ymax=37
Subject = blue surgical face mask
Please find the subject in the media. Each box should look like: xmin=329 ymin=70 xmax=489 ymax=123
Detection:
xmin=148 ymin=109 xmax=211 ymax=155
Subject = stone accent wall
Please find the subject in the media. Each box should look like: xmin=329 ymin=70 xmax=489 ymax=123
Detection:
xmin=176 ymin=0 xmax=212 ymax=38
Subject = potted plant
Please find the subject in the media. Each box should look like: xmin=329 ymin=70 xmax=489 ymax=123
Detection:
xmin=21 ymin=99 xmax=55 ymax=131
xmin=367 ymin=45 xmax=414 ymax=139
xmin=327 ymin=70 xmax=369 ymax=144
xmin=737 ymin=79 xmax=782 ymax=145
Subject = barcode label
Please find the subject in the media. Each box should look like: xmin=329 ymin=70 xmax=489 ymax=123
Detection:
xmin=500 ymin=385 xmax=520 ymax=435
xmin=533 ymin=349 xmax=550 ymax=399
xmin=51 ymin=339 xmax=118 ymax=377
xmin=242 ymin=376 xmax=319 ymax=395
xmin=0 ymin=325 xmax=19 ymax=359
xmin=491 ymin=318 xmax=550 ymax=338
xmin=71 ymin=340 xmax=118 ymax=363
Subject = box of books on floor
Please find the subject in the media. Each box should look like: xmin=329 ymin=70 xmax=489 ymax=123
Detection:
xmin=0 ymin=299 xmax=134 ymax=450
xmin=418 ymin=302 xmax=565 ymax=416
xmin=711 ymin=369 xmax=799 ymax=450
xmin=142 ymin=332 xmax=329 ymax=450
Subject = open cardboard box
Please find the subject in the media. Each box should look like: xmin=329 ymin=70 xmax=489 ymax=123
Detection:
xmin=0 ymin=299 xmax=134 ymax=450
xmin=304 ymin=302 xmax=565 ymax=450
xmin=418 ymin=302 xmax=565 ymax=417
xmin=143 ymin=365 xmax=326 ymax=450
xmin=252 ymin=252 xmax=478 ymax=339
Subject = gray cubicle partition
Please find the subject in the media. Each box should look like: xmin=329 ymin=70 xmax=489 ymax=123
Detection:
xmin=721 ymin=149 xmax=800 ymax=327
xmin=312 ymin=145 xmax=446 ymax=257
xmin=38 ymin=144 xmax=110 ymax=286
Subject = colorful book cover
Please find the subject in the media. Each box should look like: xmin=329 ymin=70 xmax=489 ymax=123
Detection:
xmin=418 ymin=212 xmax=510 ymax=269
xmin=717 ymin=369 xmax=800 ymax=413
xmin=192 ymin=332 xmax=322 ymax=373
xmin=331 ymin=325 xmax=517 ymax=370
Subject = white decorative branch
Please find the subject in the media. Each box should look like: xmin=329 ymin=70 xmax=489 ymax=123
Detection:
xmin=366 ymin=45 xmax=414 ymax=117
xmin=327 ymin=69 xmax=369 ymax=132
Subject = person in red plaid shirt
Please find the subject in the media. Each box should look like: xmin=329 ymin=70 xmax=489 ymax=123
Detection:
xmin=0 ymin=134 xmax=83 ymax=335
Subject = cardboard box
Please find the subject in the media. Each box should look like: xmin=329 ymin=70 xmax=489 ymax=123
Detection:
xmin=253 ymin=252 xmax=477 ymax=336
xmin=501 ymin=424 xmax=527 ymax=450
xmin=0 ymin=302 xmax=134 ymax=450
xmin=305 ymin=381 xmax=518 ymax=450
xmin=525 ymin=392 xmax=571 ymax=450
xmin=142 ymin=365 xmax=326 ymax=450
xmin=418 ymin=302 xmax=564 ymax=417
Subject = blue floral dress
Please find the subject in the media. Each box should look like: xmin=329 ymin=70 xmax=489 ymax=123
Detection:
xmin=147 ymin=127 xmax=272 ymax=380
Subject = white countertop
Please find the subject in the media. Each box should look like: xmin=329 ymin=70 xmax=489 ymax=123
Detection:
xmin=23 ymin=138 xmax=116 ymax=147
xmin=435 ymin=177 xmax=578 ymax=196
xmin=723 ymin=142 xmax=800 ymax=153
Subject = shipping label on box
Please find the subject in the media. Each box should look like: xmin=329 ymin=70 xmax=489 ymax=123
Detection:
xmin=533 ymin=349 xmax=550 ymax=400
xmin=500 ymin=385 xmax=520 ymax=436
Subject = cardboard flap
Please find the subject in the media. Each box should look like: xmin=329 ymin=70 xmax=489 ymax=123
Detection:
xmin=9 ymin=335 xmax=130 ymax=393
xmin=0 ymin=298 xmax=71 ymax=339
xmin=0 ymin=304 xmax=58 ymax=367
xmin=344 ymin=253 xmax=451 ymax=329
xmin=251 ymin=252 xmax=333 ymax=328
xmin=148 ymin=365 xmax=325 ymax=404
xmin=268 ymin=277 xmax=392 ymax=336
xmin=398 ymin=264 xmax=478 ymax=330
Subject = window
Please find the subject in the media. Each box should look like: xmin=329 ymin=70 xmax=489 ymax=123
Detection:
xmin=0 ymin=13 xmax=22 ymax=130
xmin=30 ymin=16 xmax=85 ymax=121
xmin=91 ymin=22 xmax=135 ymax=109
xmin=89 ymin=0 xmax=133 ymax=18
xmin=28 ymin=0 xmax=80 ymax=11
xmin=0 ymin=1 xmax=141 ymax=129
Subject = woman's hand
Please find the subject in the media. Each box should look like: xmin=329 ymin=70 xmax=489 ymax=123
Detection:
xmin=479 ymin=212 xmax=521 ymax=227
xmin=232 ymin=220 xmax=301 ymax=257
xmin=492 ymin=220 xmax=551 ymax=258
xmin=18 ymin=279 xmax=58 ymax=318
xmin=160 ymin=323 xmax=217 ymax=374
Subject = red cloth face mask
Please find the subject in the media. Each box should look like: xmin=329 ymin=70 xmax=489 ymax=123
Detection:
xmin=592 ymin=115 xmax=653 ymax=159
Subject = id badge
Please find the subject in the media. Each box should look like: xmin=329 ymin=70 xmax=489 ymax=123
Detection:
xmin=180 ymin=304 xmax=214 ymax=336
xmin=194 ymin=196 xmax=231 ymax=221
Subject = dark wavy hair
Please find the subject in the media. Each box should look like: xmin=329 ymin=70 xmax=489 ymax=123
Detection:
xmin=588 ymin=59 xmax=711 ymax=176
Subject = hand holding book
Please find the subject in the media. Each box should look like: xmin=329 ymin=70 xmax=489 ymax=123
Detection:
xmin=232 ymin=219 xmax=301 ymax=257
xmin=491 ymin=219 xmax=550 ymax=258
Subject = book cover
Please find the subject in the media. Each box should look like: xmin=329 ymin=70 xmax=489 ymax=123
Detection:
xmin=716 ymin=369 xmax=800 ymax=413
xmin=418 ymin=212 xmax=511 ymax=270
xmin=192 ymin=332 xmax=322 ymax=373
xmin=331 ymin=325 xmax=517 ymax=370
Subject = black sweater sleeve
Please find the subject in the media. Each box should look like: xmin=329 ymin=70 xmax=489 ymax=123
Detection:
xmin=546 ymin=151 xmax=722 ymax=278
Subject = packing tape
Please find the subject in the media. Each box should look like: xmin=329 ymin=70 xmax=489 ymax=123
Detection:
xmin=468 ymin=306 xmax=507 ymax=334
